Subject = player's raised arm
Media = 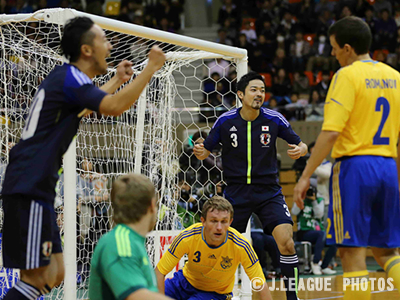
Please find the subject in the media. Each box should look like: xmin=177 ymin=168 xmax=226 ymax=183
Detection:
xmin=193 ymin=143 xmax=211 ymax=160
xmin=98 ymin=45 xmax=166 ymax=116
xmin=100 ymin=60 xmax=134 ymax=94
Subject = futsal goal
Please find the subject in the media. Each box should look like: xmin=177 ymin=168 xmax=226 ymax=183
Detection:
xmin=0 ymin=8 xmax=249 ymax=300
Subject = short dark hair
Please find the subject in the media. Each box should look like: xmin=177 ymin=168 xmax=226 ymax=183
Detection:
xmin=61 ymin=17 xmax=96 ymax=63
xmin=236 ymin=71 xmax=265 ymax=94
xmin=328 ymin=16 xmax=371 ymax=55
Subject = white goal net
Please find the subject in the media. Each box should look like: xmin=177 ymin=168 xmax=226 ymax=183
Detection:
xmin=0 ymin=8 xmax=247 ymax=300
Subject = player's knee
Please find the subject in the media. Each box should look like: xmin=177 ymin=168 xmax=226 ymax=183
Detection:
xmin=280 ymin=237 xmax=295 ymax=255
xmin=371 ymin=248 xmax=398 ymax=268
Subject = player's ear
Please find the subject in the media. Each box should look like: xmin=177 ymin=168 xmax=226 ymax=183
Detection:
xmin=201 ymin=216 xmax=205 ymax=225
xmin=229 ymin=217 xmax=233 ymax=226
xmin=149 ymin=196 xmax=157 ymax=213
xmin=81 ymin=44 xmax=93 ymax=57
xmin=237 ymin=90 xmax=244 ymax=101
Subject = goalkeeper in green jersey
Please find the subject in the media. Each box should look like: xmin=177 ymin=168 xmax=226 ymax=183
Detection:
xmin=89 ymin=174 xmax=172 ymax=300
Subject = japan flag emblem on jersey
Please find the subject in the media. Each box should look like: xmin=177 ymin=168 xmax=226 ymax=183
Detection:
xmin=260 ymin=133 xmax=271 ymax=146
xmin=262 ymin=126 xmax=269 ymax=131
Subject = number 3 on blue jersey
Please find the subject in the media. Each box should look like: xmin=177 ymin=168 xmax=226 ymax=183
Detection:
xmin=231 ymin=133 xmax=238 ymax=147
xmin=373 ymin=97 xmax=390 ymax=145
xmin=22 ymin=89 xmax=45 ymax=140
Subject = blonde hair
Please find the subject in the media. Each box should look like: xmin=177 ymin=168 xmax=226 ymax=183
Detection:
xmin=111 ymin=173 xmax=155 ymax=224
xmin=201 ymin=196 xmax=234 ymax=220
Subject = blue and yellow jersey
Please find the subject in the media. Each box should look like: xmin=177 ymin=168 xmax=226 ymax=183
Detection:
xmin=323 ymin=60 xmax=400 ymax=158
xmin=157 ymin=223 xmax=265 ymax=294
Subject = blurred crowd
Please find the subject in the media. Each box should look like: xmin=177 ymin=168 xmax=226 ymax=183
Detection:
xmin=1 ymin=0 xmax=185 ymax=32
xmin=204 ymin=0 xmax=400 ymax=122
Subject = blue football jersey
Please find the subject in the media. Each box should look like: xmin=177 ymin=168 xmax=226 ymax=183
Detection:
xmin=2 ymin=63 xmax=108 ymax=202
xmin=203 ymin=107 xmax=301 ymax=185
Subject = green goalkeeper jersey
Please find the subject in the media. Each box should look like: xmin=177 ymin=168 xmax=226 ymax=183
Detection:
xmin=89 ymin=224 xmax=158 ymax=300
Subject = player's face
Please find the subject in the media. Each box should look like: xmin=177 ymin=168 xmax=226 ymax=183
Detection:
xmin=201 ymin=209 xmax=232 ymax=247
xmin=90 ymin=25 xmax=112 ymax=74
xmin=240 ymin=79 xmax=265 ymax=110
xmin=330 ymin=35 xmax=350 ymax=67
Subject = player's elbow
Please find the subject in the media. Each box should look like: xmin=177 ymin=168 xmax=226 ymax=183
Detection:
xmin=323 ymin=131 xmax=340 ymax=142
xmin=98 ymin=95 xmax=125 ymax=116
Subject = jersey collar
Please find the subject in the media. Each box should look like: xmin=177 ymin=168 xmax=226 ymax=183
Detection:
xmin=201 ymin=226 xmax=228 ymax=249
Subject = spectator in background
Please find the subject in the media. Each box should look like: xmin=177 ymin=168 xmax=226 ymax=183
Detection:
xmin=292 ymin=71 xmax=310 ymax=94
xmin=291 ymin=186 xmax=337 ymax=275
xmin=266 ymin=97 xmax=279 ymax=111
xmin=316 ymin=10 xmax=334 ymax=36
xmin=206 ymin=58 xmax=231 ymax=78
xmin=159 ymin=17 xmax=176 ymax=33
xmin=272 ymin=48 xmax=292 ymax=74
xmin=298 ymin=0 xmax=316 ymax=33
xmin=218 ymin=0 xmax=239 ymax=29
xmin=315 ymin=0 xmax=336 ymax=16
xmin=216 ymin=28 xmax=233 ymax=46
xmin=363 ymin=7 xmax=377 ymax=37
xmin=307 ymin=142 xmax=332 ymax=229
xmin=240 ymin=21 xmax=257 ymax=46
xmin=373 ymin=0 xmax=392 ymax=16
xmin=221 ymin=19 xmax=237 ymax=44
xmin=290 ymin=31 xmax=310 ymax=72
xmin=374 ymin=9 xmax=397 ymax=52
xmin=253 ymin=34 xmax=273 ymax=72
xmin=86 ymin=0 xmax=104 ymax=15
xmin=271 ymin=68 xmax=292 ymax=105
xmin=258 ymin=0 xmax=279 ymax=26
xmin=10 ymin=0 xmax=33 ymax=13
xmin=155 ymin=0 xmax=181 ymax=31
xmin=237 ymin=33 xmax=255 ymax=69
xmin=259 ymin=19 xmax=277 ymax=50
xmin=279 ymin=11 xmax=297 ymax=52
xmin=305 ymin=90 xmax=324 ymax=121
xmin=339 ymin=5 xmax=353 ymax=19
xmin=394 ymin=7 xmax=400 ymax=27
xmin=314 ymin=71 xmax=331 ymax=99
xmin=306 ymin=33 xmax=333 ymax=72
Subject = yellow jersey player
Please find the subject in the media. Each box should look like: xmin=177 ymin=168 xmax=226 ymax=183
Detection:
xmin=155 ymin=196 xmax=272 ymax=300
xmin=294 ymin=16 xmax=400 ymax=300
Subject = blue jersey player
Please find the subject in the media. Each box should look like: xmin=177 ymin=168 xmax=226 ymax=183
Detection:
xmin=194 ymin=72 xmax=307 ymax=300
xmin=1 ymin=17 xmax=165 ymax=300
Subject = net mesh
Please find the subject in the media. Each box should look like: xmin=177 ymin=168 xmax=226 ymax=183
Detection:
xmin=0 ymin=9 xmax=241 ymax=299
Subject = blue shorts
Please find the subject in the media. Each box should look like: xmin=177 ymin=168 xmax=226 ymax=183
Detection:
xmin=224 ymin=183 xmax=293 ymax=234
xmin=327 ymin=156 xmax=400 ymax=248
xmin=2 ymin=196 xmax=63 ymax=269
xmin=165 ymin=270 xmax=233 ymax=300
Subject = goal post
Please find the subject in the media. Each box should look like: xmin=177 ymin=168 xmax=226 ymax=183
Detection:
xmin=0 ymin=8 xmax=250 ymax=299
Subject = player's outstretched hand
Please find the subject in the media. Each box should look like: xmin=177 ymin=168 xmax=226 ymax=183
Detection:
xmin=293 ymin=177 xmax=309 ymax=210
xmin=287 ymin=144 xmax=301 ymax=159
xmin=116 ymin=60 xmax=133 ymax=84
xmin=147 ymin=45 xmax=166 ymax=73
